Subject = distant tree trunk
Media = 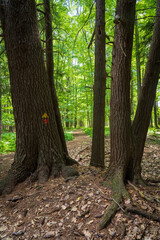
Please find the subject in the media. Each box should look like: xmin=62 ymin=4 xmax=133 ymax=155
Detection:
xmin=0 ymin=0 xmax=78 ymax=195
xmin=130 ymin=76 xmax=134 ymax=117
xmin=0 ymin=71 xmax=1 ymax=140
xmin=135 ymin=16 xmax=141 ymax=100
xmin=90 ymin=0 xmax=106 ymax=168
xmin=131 ymin=0 xmax=160 ymax=184
xmin=150 ymin=113 xmax=153 ymax=127
xmin=154 ymin=100 xmax=159 ymax=128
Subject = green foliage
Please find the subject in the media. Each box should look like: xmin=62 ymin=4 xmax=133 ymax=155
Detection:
xmin=64 ymin=132 xmax=74 ymax=141
xmin=83 ymin=126 xmax=110 ymax=137
xmin=0 ymin=131 xmax=73 ymax=154
xmin=0 ymin=132 xmax=16 ymax=154
xmin=0 ymin=0 xmax=159 ymax=134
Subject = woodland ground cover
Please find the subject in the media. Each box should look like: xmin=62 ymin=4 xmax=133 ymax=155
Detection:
xmin=0 ymin=130 xmax=160 ymax=240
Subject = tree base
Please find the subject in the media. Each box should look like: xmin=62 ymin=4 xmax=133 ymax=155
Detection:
xmin=99 ymin=171 xmax=130 ymax=230
xmin=0 ymin=154 xmax=79 ymax=195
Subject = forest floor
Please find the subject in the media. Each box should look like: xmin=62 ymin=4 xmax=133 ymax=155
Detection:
xmin=0 ymin=130 xmax=160 ymax=240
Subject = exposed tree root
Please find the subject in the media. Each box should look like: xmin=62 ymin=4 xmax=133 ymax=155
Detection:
xmin=126 ymin=207 xmax=160 ymax=222
xmin=99 ymin=171 xmax=130 ymax=230
xmin=98 ymin=193 xmax=122 ymax=230
xmin=0 ymin=154 xmax=79 ymax=196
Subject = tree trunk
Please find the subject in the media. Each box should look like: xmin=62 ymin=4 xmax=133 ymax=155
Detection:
xmin=131 ymin=0 xmax=160 ymax=184
xmin=0 ymin=68 xmax=1 ymax=141
xmin=135 ymin=16 xmax=141 ymax=100
xmin=154 ymin=99 xmax=159 ymax=129
xmin=43 ymin=0 xmax=70 ymax=161
xmin=106 ymin=0 xmax=136 ymax=180
xmin=91 ymin=0 xmax=106 ymax=168
xmin=99 ymin=0 xmax=136 ymax=229
xmin=0 ymin=0 xmax=78 ymax=195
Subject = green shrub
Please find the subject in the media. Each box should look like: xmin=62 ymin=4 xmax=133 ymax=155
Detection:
xmin=0 ymin=132 xmax=16 ymax=154
xmin=64 ymin=132 xmax=74 ymax=141
xmin=83 ymin=126 xmax=110 ymax=137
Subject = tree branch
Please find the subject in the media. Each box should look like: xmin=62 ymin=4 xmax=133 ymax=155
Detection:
xmin=74 ymin=1 xmax=95 ymax=48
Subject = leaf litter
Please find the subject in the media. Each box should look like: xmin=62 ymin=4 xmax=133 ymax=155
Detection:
xmin=0 ymin=130 xmax=160 ymax=239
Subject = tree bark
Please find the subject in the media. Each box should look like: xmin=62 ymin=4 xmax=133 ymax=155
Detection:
xmin=0 ymin=0 xmax=77 ymax=195
xmin=106 ymin=0 xmax=136 ymax=180
xmin=43 ymin=0 xmax=70 ymax=162
xmin=131 ymin=0 xmax=160 ymax=184
xmin=91 ymin=0 xmax=106 ymax=168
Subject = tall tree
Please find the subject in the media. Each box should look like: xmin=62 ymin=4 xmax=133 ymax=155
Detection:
xmin=99 ymin=0 xmax=136 ymax=230
xmin=99 ymin=0 xmax=160 ymax=229
xmin=90 ymin=0 xmax=106 ymax=168
xmin=0 ymin=0 xmax=78 ymax=195
xmin=43 ymin=0 xmax=73 ymax=164
xmin=131 ymin=0 xmax=160 ymax=184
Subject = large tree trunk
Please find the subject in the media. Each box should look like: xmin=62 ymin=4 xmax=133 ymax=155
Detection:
xmin=0 ymin=0 xmax=77 ymax=195
xmin=99 ymin=0 xmax=136 ymax=230
xmin=106 ymin=0 xmax=136 ymax=181
xmin=43 ymin=0 xmax=71 ymax=163
xmin=131 ymin=0 xmax=160 ymax=184
xmin=90 ymin=0 xmax=106 ymax=168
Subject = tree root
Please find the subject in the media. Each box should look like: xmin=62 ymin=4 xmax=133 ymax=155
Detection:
xmin=99 ymin=193 xmax=122 ymax=230
xmin=126 ymin=207 xmax=160 ymax=222
xmin=99 ymin=171 xmax=130 ymax=230
xmin=65 ymin=154 xmax=79 ymax=166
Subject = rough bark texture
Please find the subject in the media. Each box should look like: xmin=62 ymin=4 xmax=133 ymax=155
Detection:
xmin=91 ymin=0 xmax=106 ymax=168
xmin=99 ymin=0 xmax=136 ymax=229
xmin=107 ymin=0 xmax=136 ymax=180
xmin=131 ymin=0 xmax=160 ymax=184
xmin=43 ymin=0 xmax=71 ymax=163
xmin=0 ymin=0 xmax=77 ymax=195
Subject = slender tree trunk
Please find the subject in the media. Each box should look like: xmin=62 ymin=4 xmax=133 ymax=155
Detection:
xmin=135 ymin=15 xmax=141 ymax=100
xmin=0 ymin=73 xmax=1 ymax=141
xmin=154 ymin=99 xmax=159 ymax=128
xmin=0 ymin=0 xmax=78 ymax=195
xmin=91 ymin=0 xmax=106 ymax=168
xmin=131 ymin=0 xmax=160 ymax=184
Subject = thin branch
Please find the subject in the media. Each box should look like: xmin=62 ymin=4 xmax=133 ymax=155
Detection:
xmin=0 ymin=37 xmax=4 ymax=44
xmin=136 ymin=7 xmax=156 ymax=12
xmin=88 ymin=28 xmax=95 ymax=49
xmin=37 ymin=8 xmax=45 ymax=15
xmin=0 ymin=49 xmax=5 ymax=57
xmin=137 ymin=15 xmax=159 ymax=20
xmin=74 ymin=1 xmax=95 ymax=48
xmin=36 ymin=3 xmax=44 ymax=7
